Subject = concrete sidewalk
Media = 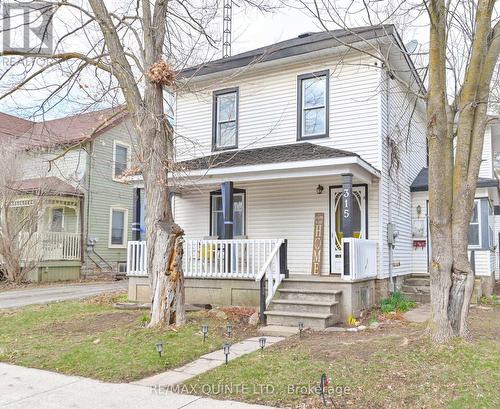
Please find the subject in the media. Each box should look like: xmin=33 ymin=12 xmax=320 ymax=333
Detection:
xmin=0 ymin=363 xmax=276 ymax=409
xmin=0 ymin=281 xmax=127 ymax=309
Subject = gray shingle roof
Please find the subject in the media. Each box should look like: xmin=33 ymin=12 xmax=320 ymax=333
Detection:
xmin=178 ymin=142 xmax=359 ymax=171
xmin=410 ymin=167 xmax=499 ymax=192
xmin=179 ymin=25 xmax=395 ymax=79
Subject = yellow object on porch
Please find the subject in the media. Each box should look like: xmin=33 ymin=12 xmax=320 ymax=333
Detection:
xmin=200 ymin=243 xmax=215 ymax=260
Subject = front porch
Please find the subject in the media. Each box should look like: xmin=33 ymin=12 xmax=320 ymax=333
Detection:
xmin=2 ymin=184 xmax=83 ymax=282
xmin=127 ymin=143 xmax=383 ymax=327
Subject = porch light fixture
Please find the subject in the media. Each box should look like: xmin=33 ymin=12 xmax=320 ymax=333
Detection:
xmin=316 ymin=184 xmax=324 ymax=195
xmin=298 ymin=321 xmax=304 ymax=337
xmin=259 ymin=337 xmax=266 ymax=351
xmin=223 ymin=343 xmax=231 ymax=365
xmin=226 ymin=323 xmax=233 ymax=338
xmin=202 ymin=324 xmax=209 ymax=342
xmin=155 ymin=341 xmax=164 ymax=357
xmin=416 ymin=204 xmax=422 ymax=217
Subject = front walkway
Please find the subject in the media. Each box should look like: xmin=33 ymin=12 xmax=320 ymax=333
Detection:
xmin=134 ymin=336 xmax=284 ymax=387
xmin=0 ymin=281 xmax=128 ymax=309
xmin=0 ymin=363 xmax=276 ymax=409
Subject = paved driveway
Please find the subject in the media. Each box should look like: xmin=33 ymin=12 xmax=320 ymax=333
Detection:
xmin=0 ymin=363 xmax=276 ymax=409
xmin=0 ymin=281 xmax=128 ymax=309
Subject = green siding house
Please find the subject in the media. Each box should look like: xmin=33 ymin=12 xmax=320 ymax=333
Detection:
xmin=0 ymin=108 xmax=138 ymax=282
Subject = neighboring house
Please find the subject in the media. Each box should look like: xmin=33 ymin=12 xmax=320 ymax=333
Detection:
xmin=410 ymin=121 xmax=500 ymax=297
xmin=0 ymin=108 xmax=138 ymax=282
xmin=126 ymin=25 xmax=498 ymax=328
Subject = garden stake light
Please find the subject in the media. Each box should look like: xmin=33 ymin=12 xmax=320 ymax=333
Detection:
xmin=223 ymin=343 xmax=231 ymax=365
xmin=259 ymin=337 xmax=266 ymax=351
xmin=226 ymin=323 xmax=233 ymax=338
xmin=155 ymin=341 xmax=164 ymax=357
xmin=298 ymin=321 xmax=304 ymax=337
xmin=202 ymin=324 xmax=208 ymax=342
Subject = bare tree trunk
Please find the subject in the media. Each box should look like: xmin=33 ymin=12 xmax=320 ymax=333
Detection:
xmin=88 ymin=0 xmax=185 ymax=327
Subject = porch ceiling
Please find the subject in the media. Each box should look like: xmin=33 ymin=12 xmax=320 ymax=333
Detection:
xmin=173 ymin=143 xmax=380 ymax=185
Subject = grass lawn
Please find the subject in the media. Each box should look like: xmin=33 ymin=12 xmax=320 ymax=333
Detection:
xmin=186 ymin=306 xmax=500 ymax=409
xmin=0 ymin=293 xmax=257 ymax=382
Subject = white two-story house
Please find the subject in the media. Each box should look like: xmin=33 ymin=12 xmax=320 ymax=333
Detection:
xmin=127 ymin=25 xmax=498 ymax=328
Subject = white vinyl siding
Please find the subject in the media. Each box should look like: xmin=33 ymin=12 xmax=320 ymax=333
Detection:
xmin=174 ymin=176 xmax=380 ymax=276
xmin=20 ymin=148 xmax=87 ymax=188
xmin=175 ymin=52 xmax=381 ymax=167
xmin=380 ymin=72 xmax=428 ymax=279
xmin=479 ymin=126 xmax=493 ymax=178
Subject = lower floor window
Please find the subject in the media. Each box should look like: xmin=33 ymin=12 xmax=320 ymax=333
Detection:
xmin=211 ymin=192 xmax=245 ymax=237
xmin=110 ymin=208 xmax=127 ymax=246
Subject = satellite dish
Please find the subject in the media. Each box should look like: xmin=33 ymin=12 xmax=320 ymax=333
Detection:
xmin=405 ymin=40 xmax=418 ymax=54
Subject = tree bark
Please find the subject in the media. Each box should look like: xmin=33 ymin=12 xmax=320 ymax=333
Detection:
xmin=88 ymin=0 xmax=185 ymax=327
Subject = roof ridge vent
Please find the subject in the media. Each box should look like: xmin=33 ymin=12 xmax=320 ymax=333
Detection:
xmin=298 ymin=32 xmax=314 ymax=39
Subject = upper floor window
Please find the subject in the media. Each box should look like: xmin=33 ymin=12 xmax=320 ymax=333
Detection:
xmin=297 ymin=70 xmax=329 ymax=140
xmin=113 ymin=141 xmax=130 ymax=180
xmin=213 ymin=88 xmax=238 ymax=150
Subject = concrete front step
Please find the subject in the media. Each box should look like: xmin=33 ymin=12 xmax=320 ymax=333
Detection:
xmin=404 ymin=278 xmax=430 ymax=287
xmin=402 ymin=291 xmax=430 ymax=303
xmin=281 ymin=277 xmax=344 ymax=290
xmin=258 ymin=325 xmax=300 ymax=337
xmin=269 ymin=299 xmax=339 ymax=315
xmin=277 ymin=288 xmax=342 ymax=302
xmin=401 ymin=285 xmax=430 ymax=294
xmin=264 ymin=310 xmax=338 ymax=329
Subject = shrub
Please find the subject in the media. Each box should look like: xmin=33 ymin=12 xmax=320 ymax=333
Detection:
xmin=380 ymin=292 xmax=416 ymax=313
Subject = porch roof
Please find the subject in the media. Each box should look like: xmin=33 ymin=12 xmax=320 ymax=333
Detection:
xmin=12 ymin=176 xmax=83 ymax=197
xmin=176 ymin=143 xmax=380 ymax=185
xmin=410 ymin=167 xmax=499 ymax=192
xmin=179 ymin=143 xmax=355 ymax=169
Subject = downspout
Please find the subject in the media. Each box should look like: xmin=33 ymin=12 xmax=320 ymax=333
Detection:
xmin=385 ymin=69 xmax=395 ymax=293
xmin=84 ymin=141 xmax=93 ymax=277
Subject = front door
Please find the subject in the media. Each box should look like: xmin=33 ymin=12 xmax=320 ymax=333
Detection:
xmin=330 ymin=186 xmax=367 ymax=274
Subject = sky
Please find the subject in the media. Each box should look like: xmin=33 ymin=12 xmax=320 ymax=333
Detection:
xmin=0 ymin=1 xmax=430 ymax=120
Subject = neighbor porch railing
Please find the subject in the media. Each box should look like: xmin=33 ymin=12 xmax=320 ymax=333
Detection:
xmin=13 ymin=231 xmax=81 ymax=262
xmin=341 ymin=238 xmax=377 ymax=280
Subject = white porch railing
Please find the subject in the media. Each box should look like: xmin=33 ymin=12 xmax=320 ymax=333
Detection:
xmin=12 ymin=231 xmax=81 ymax=262
xmin=341 ymin=238 xmax=377 ymax=280
xmin=127 ymin=238 xmax=285 ymax=280
xmin=39 ymin=232 xmax=81 ymax=261
xmin=254 ymin=239 xmax=285 ymax=307
xmin=184 ymin=238 xmax=283 ymax=279
xmin=127 ymin=241 xmax=148 ymax=276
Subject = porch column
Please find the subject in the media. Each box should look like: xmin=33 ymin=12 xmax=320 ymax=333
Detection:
xmin=132 ymin=188 xmax=141 ymax=241
xmin=221 ymin=181 xmax=234 ymax=239
xmin=341 ymin=173 xmax=354 ymax=238
xmin=342 ymin=173 xmax=353 ymax=278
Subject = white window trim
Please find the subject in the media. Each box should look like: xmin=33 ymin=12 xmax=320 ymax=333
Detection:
xmin=108 ymin=206 xmax=128 ymax=248
xmin=112 ymin=140 xmax=131 ymax=182
xmin=211 ymin=192 xmax=245 ymax=237
xmin=469 ymin=199 xmax=482 ymax=249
